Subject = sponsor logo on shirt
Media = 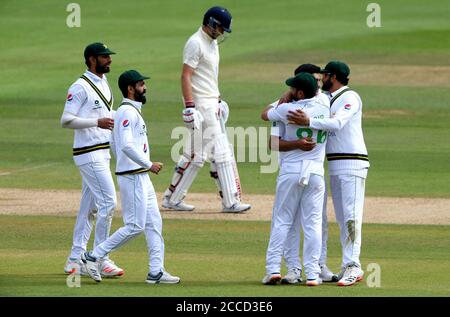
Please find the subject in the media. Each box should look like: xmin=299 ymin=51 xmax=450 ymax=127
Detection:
xmin=344 ymin=104 xmax=351 ymax=110
xmin=122 ymin=119 xmax=130 ymax=127
xmin=67 ymin=93 xmax=73 ymax=102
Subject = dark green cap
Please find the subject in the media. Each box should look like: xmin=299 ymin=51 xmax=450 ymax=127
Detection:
xmin=118 ymin=70 xmax=150 ymax=91
xmin=320 ymin=61 xmax=350 ymax=78
xmin=84 ymin=42 xmax=116 ymax=59
xmin=285 ymin=72 xmax=318 ymax=98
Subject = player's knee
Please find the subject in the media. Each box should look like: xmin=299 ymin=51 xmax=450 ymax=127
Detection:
xmin=126 ymin=222 xmax=145 ymax=236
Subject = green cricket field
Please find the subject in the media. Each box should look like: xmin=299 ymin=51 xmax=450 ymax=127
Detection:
xmin=0 ymin=0 xmax=449 ymax=297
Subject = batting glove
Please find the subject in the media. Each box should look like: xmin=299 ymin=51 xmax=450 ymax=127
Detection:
xmin=182 ymin=108 xmax=203 ymax=130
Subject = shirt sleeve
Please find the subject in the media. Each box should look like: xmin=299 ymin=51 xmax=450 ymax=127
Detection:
xmin=267 ymin=103 xmax=288 ymax=123
xmin=309 ymin=93 xmax=360 ymax=131
xmin=60 ymin=111 xmax=98 ymax=129
xmin=63 ymin=84 xmax=86 ymax=115
xmin=183 ymin=39 xmax=201 ymax=69
xmin=118 ymin=110 xmax=152 ymax=169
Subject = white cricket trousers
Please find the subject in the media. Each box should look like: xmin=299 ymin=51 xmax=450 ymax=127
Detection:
xmin=69 ymin=159 xmax=116 ymax=260
xmin=265 ymin=173 xmax=324 ymax=280
xmin=92 ymin=173 xmax=165 ymax=275
xmin=330 ymin=174 xmax=366 ymax=269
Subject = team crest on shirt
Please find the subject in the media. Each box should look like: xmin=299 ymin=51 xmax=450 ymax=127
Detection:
xmin=344 ymin=104 xmax=351 ymax=110
xmin=143 ymin=143 xmax=148 ymax=153
xmin=122 ymin=119 xmax=130 ymax=127
xmin=67 ymin=93 xmax=73 ymax=102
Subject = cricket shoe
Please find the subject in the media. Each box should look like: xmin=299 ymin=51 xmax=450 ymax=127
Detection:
xmin=306 ymin=277 xmax=323 ymax=287
xmin=281 ymin=268 xmax=302 ymax=284
xmin=64 ymin=258 xmax=88 ymax=276
xmin=222 ymin=203 xmax=251 ymax=213
xmin=81 ymin=251 xmax=102 ymax=283
xmin=319 ymin=264 xmax=338 ymax=282
xmin=100 ymin=258 xmax=124 ymax=277
xmin=162 ymin=197 xmax=195 ymax=211
xmin=337 ymin=264 xmax=364 ymax=286
xmin=262 ymin=273 xmax=282 ymax=285
xmin=146 ymin=271 xmax=181 ymax=284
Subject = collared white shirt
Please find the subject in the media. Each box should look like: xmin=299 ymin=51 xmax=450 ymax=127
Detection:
xmin=183 ymin=27 xmax=220 ymax=100
xmin=309 ymin=86 xmax=369 ymax=174
xmin=112 ymin=98 xmax=153 ymax=174
xmin=63 ymin=70 xmax=113 ymax=166
xmin=267 ymin=96 xmax=330 ymax=174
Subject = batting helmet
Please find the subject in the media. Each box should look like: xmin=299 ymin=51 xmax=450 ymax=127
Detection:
xmin=203 ymin=6 xmax=232 ymax=33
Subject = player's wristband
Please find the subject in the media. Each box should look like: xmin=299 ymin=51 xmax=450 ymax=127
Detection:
xmin=184 ymin=100 xmax=195 ymax=108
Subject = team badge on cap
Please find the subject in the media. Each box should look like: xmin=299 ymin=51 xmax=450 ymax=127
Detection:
xmin=122 ymin=119 xmax=130 ymax=127
xmin=344 ymin=104 xmax=351 ymax=110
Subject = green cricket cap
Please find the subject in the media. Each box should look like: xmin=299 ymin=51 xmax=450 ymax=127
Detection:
xmin=285 ymin=72 xmax=318 ymax=97
xmin=118 ymin=70 xmax=150 ymax=91
xmin=320 ymin=61 xmax=350 ymax=78
xmin=84 ymin=42 xmax=116 ymax=59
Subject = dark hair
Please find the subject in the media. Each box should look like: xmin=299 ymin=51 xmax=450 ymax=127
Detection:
xmin=294 ymin=63 xmax=321 ymax=75
xmin=300 ymin=87 xmax=317 ymax=99
xmin=335 ymin=74 xmax=349 ymax=85
xmin=85 ymin=58 xmax=91 ymax=68
xmin=120 ymin=82 xmax=138 ymax=98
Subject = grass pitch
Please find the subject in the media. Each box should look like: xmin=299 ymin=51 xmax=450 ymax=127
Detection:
xmin=0 ymin=0 xmax=449 ymax=298
xmin=1 ymin=215 xmax=449 ymax=297
xmin=0 ymin=0 xmax=449 ymax=197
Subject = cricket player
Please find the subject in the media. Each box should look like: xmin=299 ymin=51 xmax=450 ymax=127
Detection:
xmin=82 ymin=70 xmax=180 ymax=284
xmin=261 ymin=72 xmax=329 ymax=286
xmin=271 ymin=64 xmax=337 ymax=283
xmin=161 ymin=6 xmax=251 ymax=213
xmin=287 ymin=61 xmax=370 ymax=286
xmin=61 ymin=42 xmax=123 ymax=277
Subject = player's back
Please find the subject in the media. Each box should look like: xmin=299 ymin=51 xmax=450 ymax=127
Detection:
xmin=267 ymin=97 xmax=330 ymax=170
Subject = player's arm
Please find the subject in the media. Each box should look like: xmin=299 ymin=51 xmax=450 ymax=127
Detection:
xmin=118 ymin=111 xmax=152 ymax=169
xmin=261 ymin=101 xmax=283 ymax=121
xmin=287 ymin=95 xmax=359 ymax=131
xmin=271 ymin=137 xmax=316 ymax=152
xmin=269 ymin=122 xmax=315 ymax=152
xmin=181 ymin=64 xmax=195 ymax=107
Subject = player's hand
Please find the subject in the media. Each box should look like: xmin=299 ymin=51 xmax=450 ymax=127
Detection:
xmin=287 ymin=109 xmax=310 ymax=126
xmin=182 ymin=108 xmax=204 ymax=130
xmin=150 ymin=162 xmax=163 ymax=174
xmin=297 ymin=137 xmax=316 ymax=151
xmin=98 ymin=118 xmax=114 ymax=130
xmin=277 ymin=90 xmax=293 ymax=105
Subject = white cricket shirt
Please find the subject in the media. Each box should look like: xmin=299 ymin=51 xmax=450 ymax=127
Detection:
xmin=183 ymin=27 xmax=220 ymax=100
xmin=112 ymin=99 xmax=153 ymax=175
xmin=309 ymin=86 xmax=370 ymax=175
xmin=267 ymin=97 xmax=330 ymax=175
xmin=63 ymin=70 xmax=113 ymax=166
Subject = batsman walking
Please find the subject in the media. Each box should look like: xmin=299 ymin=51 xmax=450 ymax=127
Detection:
xmin=162 ymin=6 xmax=251 ymax=213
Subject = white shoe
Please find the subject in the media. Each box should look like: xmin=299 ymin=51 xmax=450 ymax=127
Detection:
xmin=319 ymin=264 xmax=338 ymax=282
xmin=162 ymin=197 xmax=195 ymax=211
xmin=146 ymin=271 xmax=181 ymax=284
xmin=281 ymin=268 xmax=302 ymax=284
xmin=222 ymin=203 xmax=251 ymax=213
xmin=337 ymin=265 xmax=364 ymax=286
xmin=100 ymin=258 xmax=124 ymax=277
xmin=262 ymin=273 xmax=281 ymax=285
xmin=64 ymin=258 xmax=88 ymax=276
xmin=306 ymin=277 xmax=323 ymax=286
xmin=81 ymin=252 xmax=102 ymax=282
